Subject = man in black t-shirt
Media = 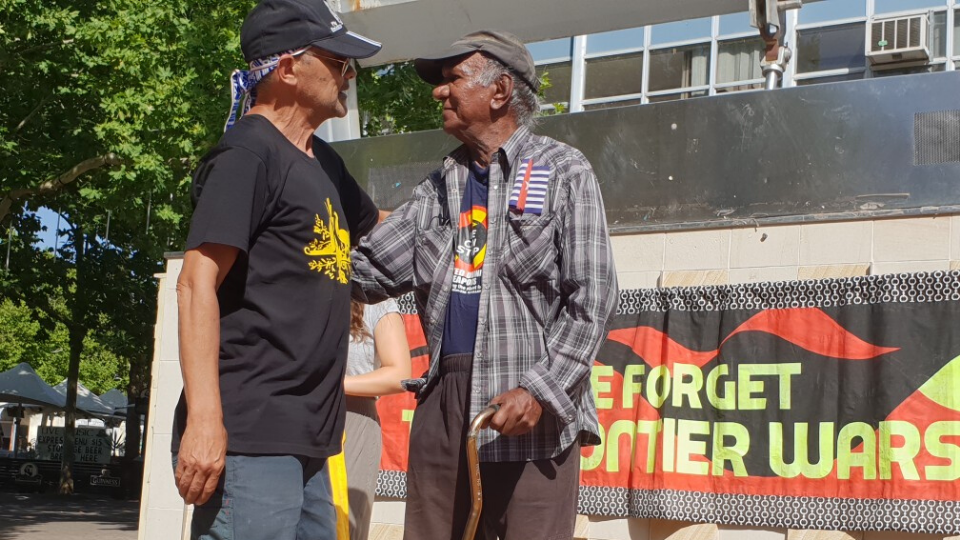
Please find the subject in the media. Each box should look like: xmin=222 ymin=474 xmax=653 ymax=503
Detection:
xmin=172 ymin=1 xmax=380 ymax=538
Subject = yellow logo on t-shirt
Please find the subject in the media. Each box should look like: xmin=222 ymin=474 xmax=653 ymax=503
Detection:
xmin=304 ymin=198 xmax=351 ymax=284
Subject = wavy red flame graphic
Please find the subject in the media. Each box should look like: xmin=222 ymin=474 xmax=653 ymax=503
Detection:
xmin=606 ymin=327 xmax=716 ymax=368
xmin=723 ymin=308 xmax=899 ymax=359
xmin=607 ymin=308 xmax=898 ymax=365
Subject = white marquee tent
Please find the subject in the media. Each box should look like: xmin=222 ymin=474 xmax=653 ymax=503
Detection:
xmin=53 ymin=380 xmax=116 ymax=417
xmin=98 ymin=388 xmax=129 ymax=412
xmin=0 ymin=363 xmax=66 ymax=409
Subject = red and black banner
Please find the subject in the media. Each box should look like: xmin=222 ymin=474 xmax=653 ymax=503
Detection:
xmin=375 ymin=272 xmax=960 ymax=534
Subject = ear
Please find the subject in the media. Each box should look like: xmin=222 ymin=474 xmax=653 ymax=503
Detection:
xmin=490 ymin=72 xmax=514 ymax=111
xmin=272 ymin=54 xmax=300 ymax=87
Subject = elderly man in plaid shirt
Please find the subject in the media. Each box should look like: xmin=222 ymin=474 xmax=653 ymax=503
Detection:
xmin=351 ymin=29 xmax=618 ymax=540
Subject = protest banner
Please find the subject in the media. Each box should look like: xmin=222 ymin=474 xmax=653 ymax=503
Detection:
xmin=375 ymin=272 xmax=960 ymax=534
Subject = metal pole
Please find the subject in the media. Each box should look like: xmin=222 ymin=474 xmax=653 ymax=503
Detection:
xmin=12 ymin=400 xmax=22 ymax=458
xmin=104 ymin=210 xmax=112 ymax=244
xmin=764 ymin=66 xmax=784 ymax=90
xmin=54 ymin=208 xmax=61 ymax=253
xmin=145 ymin=191 xmax=152 ymax=234
xmin=751 ymin=0 xmax=798 ymax=91
xmin=4 ymin=227 xmax=11 ymax=271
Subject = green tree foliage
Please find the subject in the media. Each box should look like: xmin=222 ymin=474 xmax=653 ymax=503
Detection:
xmin=355 ymin=62 xmax=559 ymax=136
xmin=0 ymin=299 xmax=124 ymax=393
xmin=0 ymin=0 xmax=257 ymax=226
xmin=0 ymin=0 xmax=259 ymax=491
xmin=356 ymin=62 xmax=443 ymax=136
xmin=0 ymin=299 xmax=42 ymax=372
xmin=31 ymin=323 xmax=127 ymax=395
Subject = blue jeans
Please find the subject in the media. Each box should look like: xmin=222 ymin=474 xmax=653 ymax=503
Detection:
xmin=173 ymin=454 xmax=337 ymax=540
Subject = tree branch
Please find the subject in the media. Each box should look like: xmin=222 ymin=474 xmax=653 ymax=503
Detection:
xmin=0 ymin=153 xmax=122 ymax=223
xmin=0 ymin=39 xmax=76 ymax=71
xmin=15 ymin=95 xmax=54 ymax=133
xmin=13 ymin=39 xmax=76 ymax=57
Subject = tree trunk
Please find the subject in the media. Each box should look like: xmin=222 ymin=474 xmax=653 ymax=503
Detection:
xmin=59 ymin=326 xmax=85 ymax=494
xmin=123 ymin=377 xmax=142 ymax=461
xmin=59 ymin=227 xmax=88 ymax=494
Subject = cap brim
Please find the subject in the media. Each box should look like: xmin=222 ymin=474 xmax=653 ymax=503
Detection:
xmin=414 ymin=45 xmax=478 ymax=85
xmin=312 ymin=30 xmax=382 ymax=60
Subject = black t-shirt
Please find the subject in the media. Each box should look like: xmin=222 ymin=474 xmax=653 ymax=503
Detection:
xmin=173 ymin=114 xmax=378 ymax=458
xmin=440 ymin=163 xmax=489 ymax=356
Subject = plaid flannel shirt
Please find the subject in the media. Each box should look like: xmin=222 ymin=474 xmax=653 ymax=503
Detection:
xmin=351 ymin=126 xmax=618 ymax=462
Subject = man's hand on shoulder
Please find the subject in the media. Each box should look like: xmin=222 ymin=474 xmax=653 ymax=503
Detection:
xmin=175 ymin=419 xmax=228 ymax=506
xmin=488 ymin=387 xmax=542 ymax=436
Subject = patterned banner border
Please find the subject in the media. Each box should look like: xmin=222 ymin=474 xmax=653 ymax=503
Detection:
xmin=397 ymin=271 xmax=960 ymax=315
xmin=377 ymin=471 xmax=960 ymax=535
xmin=616 ymin=271 xmax=960 ymax=314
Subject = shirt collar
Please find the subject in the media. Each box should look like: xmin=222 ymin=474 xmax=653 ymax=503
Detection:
xmin=498 ymin=126 xmax=531 ymax=174
xmin=441 ymin=125 xmax=533 ymax=176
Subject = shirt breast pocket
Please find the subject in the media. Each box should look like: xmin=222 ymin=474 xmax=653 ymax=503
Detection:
xmin=414 ymin=226 xmax=452 ymax=286
xmin=503 ymin=214 xmax=559 ymax=286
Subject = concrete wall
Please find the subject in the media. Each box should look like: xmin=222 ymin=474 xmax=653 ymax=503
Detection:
xmin=138 ymin=256 xmax=188 ymax=540
xmin=141 ymin=216 xmax=960 ymax=540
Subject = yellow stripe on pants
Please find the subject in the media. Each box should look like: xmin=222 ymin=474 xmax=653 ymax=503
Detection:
xmin=328 ymin=432 xmax=351 ymax=540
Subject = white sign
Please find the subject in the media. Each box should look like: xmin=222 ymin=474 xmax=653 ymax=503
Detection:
xmin=36 ymin=426 xmax=111 ymax=464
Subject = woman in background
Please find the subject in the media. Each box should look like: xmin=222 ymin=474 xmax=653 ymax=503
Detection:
xmin=343 ymin=298 xmax=411 ymax=539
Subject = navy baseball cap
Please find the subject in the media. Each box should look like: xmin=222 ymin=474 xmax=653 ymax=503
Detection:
xmin=241 ymin=0 xmax=381 ymax=62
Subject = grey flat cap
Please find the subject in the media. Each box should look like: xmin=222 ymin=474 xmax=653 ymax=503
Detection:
xmin=414 ymin=30 xmax=539 ymax=91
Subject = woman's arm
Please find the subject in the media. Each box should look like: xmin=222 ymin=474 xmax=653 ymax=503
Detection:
xmin=344 ymin=312 xmax=411 ymax=397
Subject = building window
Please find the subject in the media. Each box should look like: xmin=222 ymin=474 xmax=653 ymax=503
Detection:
xmin=720 ymin=12 xmax=754 ymax=35
xmin=797 ymin=22 xmax=867 ymax=73
xmin=587 ymin=27 xmax=644 ymax=55
xmin=650 ymin=17 xmax=712 ymax=45
xmin=954 ymin=9 xmax=960 ymax=57
xmin=529 ymin=37 xmax=572 ymax=112
xmin=536 ymin=62 xmax=572 ymax=108
xmin=648 ymin=43 xmax=711 ymax=93
xmin=931 ymin=11 xmax=948 ymax=58
xmin=800 ymin=0 xmax=866 ymax=25
xmin=527 ymin=38 xmax=572 ymax=64
xmin=875 ymin=0 xmax=947 ymax=15
xmin=585 ymin=53 xmax=644 ymax=99
xmin=716 ymin=37 xmax=765 ymax=91
xmin=867 ymin=9 xmax=947 ymax=79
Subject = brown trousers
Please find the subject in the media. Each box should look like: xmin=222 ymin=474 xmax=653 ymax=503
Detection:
xmin=403 ymin=354 xmax=580 ymax=540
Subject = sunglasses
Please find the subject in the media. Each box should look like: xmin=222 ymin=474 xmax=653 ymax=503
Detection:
xmin=296 ymin=48 xmax=354 ymax=77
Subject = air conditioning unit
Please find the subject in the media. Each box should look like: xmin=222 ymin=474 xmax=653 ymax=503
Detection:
xmin=866 ymin=13 xmax=931 ymax=66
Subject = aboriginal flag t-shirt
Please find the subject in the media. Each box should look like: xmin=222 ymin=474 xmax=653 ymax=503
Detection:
xmin=172 ymin=114 xmax=378 ymax=459
xmin=441 ymin=163 xmax=489 ymax=356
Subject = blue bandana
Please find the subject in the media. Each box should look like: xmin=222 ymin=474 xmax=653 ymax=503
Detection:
xmin=224 ymin=48 xmax=307 ymax=131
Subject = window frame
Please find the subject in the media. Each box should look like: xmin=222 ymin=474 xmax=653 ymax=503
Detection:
xmin=538 ymin=0 xmax=958 ymax=113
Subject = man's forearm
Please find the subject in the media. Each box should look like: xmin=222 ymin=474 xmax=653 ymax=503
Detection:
xmin=177 ymin=280 xmax=224 ymax=423
xmin=174 ymin=246 xmax=235 ymax=505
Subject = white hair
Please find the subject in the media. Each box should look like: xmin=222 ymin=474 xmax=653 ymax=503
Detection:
xmin=469 ymin=54 xmax=541 ymax=129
